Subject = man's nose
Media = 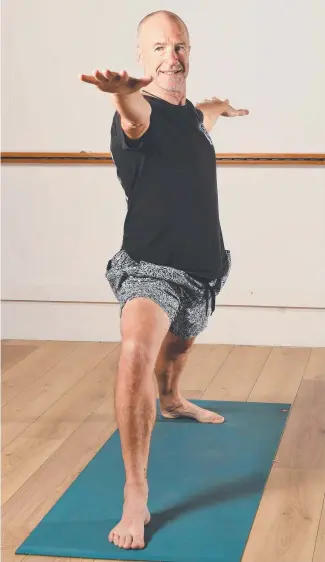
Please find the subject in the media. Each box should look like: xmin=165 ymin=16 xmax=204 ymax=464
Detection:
xmin=165 ymin=47 xmax=179 ymax=62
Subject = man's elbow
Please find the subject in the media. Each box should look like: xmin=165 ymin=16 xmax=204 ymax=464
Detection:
xmin=121 ymin=118 xmax=150 ymax=140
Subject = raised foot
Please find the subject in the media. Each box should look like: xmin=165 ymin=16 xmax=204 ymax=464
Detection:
xmin=160 ymin=397 xmax=225 ymax=424
xmin=108 ymin=483 xmax=150 ymax=550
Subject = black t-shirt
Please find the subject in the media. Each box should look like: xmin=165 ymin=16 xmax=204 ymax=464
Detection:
xmin=110 ymin=94 xmax=228 ymax=281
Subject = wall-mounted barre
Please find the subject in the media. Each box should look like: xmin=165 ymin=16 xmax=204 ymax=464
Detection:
xmin=1 ymin=152 xmax=325 ymax=166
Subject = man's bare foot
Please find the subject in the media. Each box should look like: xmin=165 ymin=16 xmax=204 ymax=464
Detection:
xmin=108 ymin=482 xmax=151 ymax=550
xmin=160 ymin=396 xmax=224 ymax=424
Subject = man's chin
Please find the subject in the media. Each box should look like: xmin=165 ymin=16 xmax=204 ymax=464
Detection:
xmin=157 ymin=74 xmax=186 ymax=92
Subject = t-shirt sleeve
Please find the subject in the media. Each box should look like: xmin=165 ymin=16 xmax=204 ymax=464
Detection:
xmin=112 ymin=110 xmax=149 ymax=151
xmin=195 ymin=107 xmax=204 ymax=124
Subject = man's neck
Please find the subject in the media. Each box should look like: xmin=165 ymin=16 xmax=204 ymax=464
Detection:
xmin=142 ymin=84 xmax=186 ymax=106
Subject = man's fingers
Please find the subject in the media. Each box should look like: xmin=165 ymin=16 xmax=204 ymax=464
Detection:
xmin=99 ymin=69 xmax=129 ymax=83
xmin=231 ymin=108 xmax=249 ymax=116
xmin=119 ymin=70 xmax=129 ymax=81
xmin=222 ymin=107 xmax=249 ymax=117
xmin=94 ymin=69 xmax=108 ymax=82
xmin=79 ymin=74 xmax=98 ymax=85
xmin=79 ymin=68 xmax=153 ymax=93
xmin=93 ymin=69 xmax=120 ymax=82
xmin=103 ymin=69 xmax=112 ymax=80
xmin=139 ymin=75 xmax=153 ymax=86
xmin=103 ymin=69 xmax=129 ymax=82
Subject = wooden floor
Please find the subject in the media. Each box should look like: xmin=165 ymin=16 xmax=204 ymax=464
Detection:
xmin=1 ymin=340 xmax=325 ymax=562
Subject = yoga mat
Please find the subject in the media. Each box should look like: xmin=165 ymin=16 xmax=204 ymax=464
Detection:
xmin=16 ymin=400 xmax=290 ymax=562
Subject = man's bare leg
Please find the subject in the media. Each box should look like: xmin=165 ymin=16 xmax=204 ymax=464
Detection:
xmin=155 ymin=332 xmax=224 ymax=423
xmin=108 ymin=298 xmax=170 ymax=550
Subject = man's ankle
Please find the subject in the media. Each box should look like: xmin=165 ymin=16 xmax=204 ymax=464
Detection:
xmin=159 ymin=390 xmax=182 ymax=404
xmin=124 ymin=480 xmax=148 ymax=500
xmin=125 ymin=478 xmax=148 ymax=489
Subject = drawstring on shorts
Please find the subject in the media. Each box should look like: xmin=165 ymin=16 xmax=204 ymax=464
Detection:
xmin=202 ymin=281 xmax=216 ymax=316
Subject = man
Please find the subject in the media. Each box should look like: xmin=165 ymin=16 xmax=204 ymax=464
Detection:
xmin=80 ymin=10 xmax=248 ymax=551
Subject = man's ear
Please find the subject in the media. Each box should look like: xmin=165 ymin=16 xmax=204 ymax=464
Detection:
xmin=136 ymin=45 xmax=142 ymax=64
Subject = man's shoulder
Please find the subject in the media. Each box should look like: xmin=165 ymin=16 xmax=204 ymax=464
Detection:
xmin=186 ymin=99 xmax=203 ymax=122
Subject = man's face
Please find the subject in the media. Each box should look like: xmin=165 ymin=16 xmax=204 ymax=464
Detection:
xmin=138 ymin=15 xmax=190 ymax=93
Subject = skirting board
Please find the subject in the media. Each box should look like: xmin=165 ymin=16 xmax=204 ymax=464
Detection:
xmin=1 ymin=301 xmax=325 ymax=347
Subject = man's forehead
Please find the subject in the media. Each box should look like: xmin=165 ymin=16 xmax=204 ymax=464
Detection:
xmin=138 ymin=15 xmax=189 ymax=47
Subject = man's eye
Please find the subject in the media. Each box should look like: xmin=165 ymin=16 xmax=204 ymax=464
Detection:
xmin=155 ymin=46 xmax=163 ymax=51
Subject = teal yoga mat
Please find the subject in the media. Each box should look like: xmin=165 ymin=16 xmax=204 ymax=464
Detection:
xmin=16 ymin=400 xmax=290 ymax=562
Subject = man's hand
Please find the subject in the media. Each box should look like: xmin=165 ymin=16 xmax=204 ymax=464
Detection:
xmin=196 ymin=97 xmax=249 ymax=131
xmin=79 ymin=69 xmax=153 ymax=95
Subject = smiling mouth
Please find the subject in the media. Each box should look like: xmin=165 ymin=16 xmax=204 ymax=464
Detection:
xmin=161 ymin=70 xmax=183 ymax=75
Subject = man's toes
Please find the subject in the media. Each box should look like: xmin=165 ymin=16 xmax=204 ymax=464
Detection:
xmin=109 ymin=530 xmax=116 ymax=543
xmin=123 ymin=534 xmax=132 ymax=549
xmin=108 ymin=531 xmax=113 ymax=543
xmin=118 ymin=534 xmax=126 ymax=548
xmin=113 ymin=533 xmax=120 ymax=547
xmin=213 ymin=414 xmax=224 ymax=423
xmin=131 ymin=535 xmax=145 ymax=549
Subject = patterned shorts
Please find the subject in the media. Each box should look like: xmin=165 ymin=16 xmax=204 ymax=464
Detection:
xmin=105 ymin=249 xmax=231 ymax=339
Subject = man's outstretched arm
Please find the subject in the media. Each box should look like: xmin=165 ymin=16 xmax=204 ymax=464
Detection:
xmin=196 ymin=97 xmax=249 ymax=132
xmin=80 ymin=68 xmax=153 ymax=139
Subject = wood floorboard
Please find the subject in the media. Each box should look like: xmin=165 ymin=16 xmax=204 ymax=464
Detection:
xmin=2 ymin=340 xmax=324 ymax=562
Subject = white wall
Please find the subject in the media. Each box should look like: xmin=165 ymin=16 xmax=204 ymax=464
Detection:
xmin=2 ymin=0 xmax=325 ymax=152
xmin=1 ymin=0 xmax=325 ymax=345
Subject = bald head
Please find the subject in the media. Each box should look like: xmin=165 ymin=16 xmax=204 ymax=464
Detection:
xmin=137 ymin=10 xmax=190 ymax=46
xmin=136 ymin=10 xmax=190 ymax=95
